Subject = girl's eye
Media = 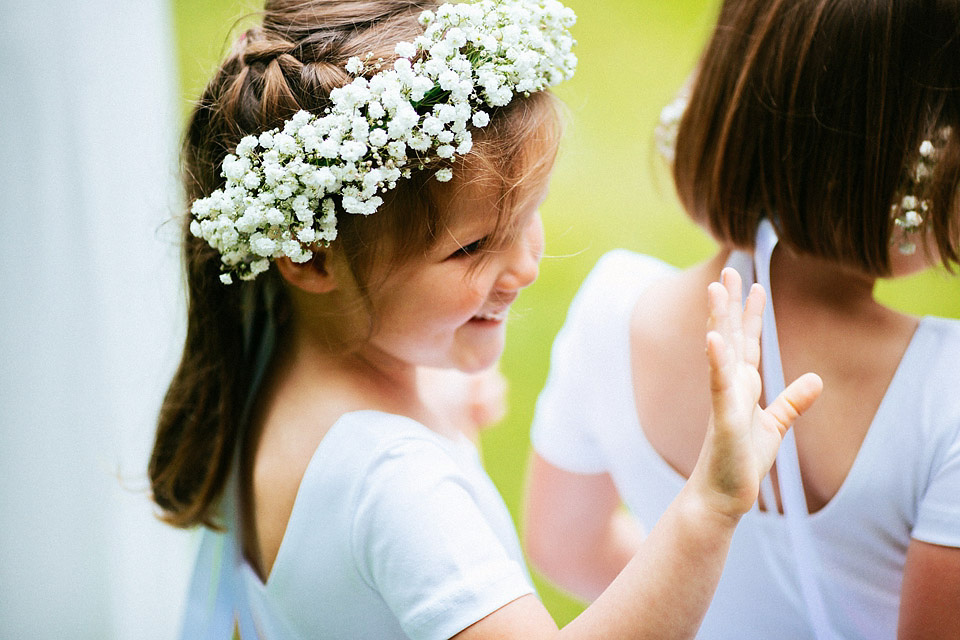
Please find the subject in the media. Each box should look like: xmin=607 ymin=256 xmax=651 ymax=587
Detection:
xmin=449 ymin=237 xmax=487 ymax=259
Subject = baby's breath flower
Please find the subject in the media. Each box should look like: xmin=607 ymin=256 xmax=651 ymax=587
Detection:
xmin=242 ymin=172 xmax=261 ymax=190
xmin=190 ymin=0 xmax=577 ymax=282
xmin=345 ymin=57 xmax=364 ymax=75
xmin=236 ymin=136 xmax=258 ymax=156
xmin=249 ymin=234 xmax=277 ymax=257
xmin=395 ymin=41 xmax=417 ymax=59
xmin=250 ymin=259 xmax=271 ymax=276
xmin=889 ymin=135 xmax=948 ymax=254
xmin=369 ymin=129 xmax=389 ymax=147
xmin=422 ymin=116 xmax=445 ymax=137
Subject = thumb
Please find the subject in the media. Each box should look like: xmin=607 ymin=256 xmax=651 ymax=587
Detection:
xmin=765 ymin=373 xmax=823 ymax=435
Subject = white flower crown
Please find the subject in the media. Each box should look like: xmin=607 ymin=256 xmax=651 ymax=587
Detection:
xmin=190 ymin=0 xmax=577 ymax=284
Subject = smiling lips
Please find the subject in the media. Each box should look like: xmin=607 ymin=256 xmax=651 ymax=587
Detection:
xmin=471 ymin=294 xmax=517 ymax=323
xmin=472 ymin=308 xmax=509 ymax=322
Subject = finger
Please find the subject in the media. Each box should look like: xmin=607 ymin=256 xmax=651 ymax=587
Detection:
xmin=706 ymin=280 xmax=729 ymax=337
xmin=764 ymin=372 xmax=823 ymax=435
xmin=721 ymin=268 xmax=745 ymax=359
xmin=706 ymin=330 xmax=732 ymax=389
xmin=721 ymin=266 xmax=743 ymax=303
xmin=742 ymin=283 xmax=765 ymax=368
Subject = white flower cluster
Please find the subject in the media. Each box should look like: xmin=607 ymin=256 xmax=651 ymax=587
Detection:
xmin=654 ymin=88 xmax=689 ymax=166
xmin=190 ymin=0 xmax=577 ymax=283
xmin=892 ymin=132 xmax=948 ymax=255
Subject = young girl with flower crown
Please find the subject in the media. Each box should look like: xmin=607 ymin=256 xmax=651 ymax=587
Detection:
xmin=149 ymin=0 xmax=821 ymax=638
xmin=525 ymin=1 xmax=960 ymax=639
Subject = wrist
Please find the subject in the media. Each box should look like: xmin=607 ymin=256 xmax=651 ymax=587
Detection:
xmin=677 ymin=480 xmax=745 ymax=535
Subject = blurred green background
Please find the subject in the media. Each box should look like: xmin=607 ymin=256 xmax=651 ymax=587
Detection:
xmin=172 ymin=0 xmax=960 ymax=625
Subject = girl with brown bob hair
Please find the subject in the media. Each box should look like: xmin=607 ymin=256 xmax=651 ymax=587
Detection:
xmin=527 ymin=1 xmax=960 ymax=638
xmin=148 ymin=0 xmax=822 ymax=637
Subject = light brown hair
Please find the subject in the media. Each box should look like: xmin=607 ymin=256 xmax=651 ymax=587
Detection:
xmin=149 ymin=0 xmax=563 ymax=529
xmin=673 ymin=0 xmax=960 ymax=275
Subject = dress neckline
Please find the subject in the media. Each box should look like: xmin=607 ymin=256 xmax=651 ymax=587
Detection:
xmin=621 ymin=247 xmax=928 ymax=520
xmin=239 ymin=409 xmax=478 ymax=591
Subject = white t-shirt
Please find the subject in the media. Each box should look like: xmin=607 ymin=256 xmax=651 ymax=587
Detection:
xmin=181 ymin=410 xmax=533 ymax=640
xmin=532 ymin=249 xmax=960 ymax=640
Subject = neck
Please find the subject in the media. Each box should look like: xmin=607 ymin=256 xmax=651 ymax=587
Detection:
xmin=768 ymin=247 xmax=877 ymax=316
xmin=276 ymin=317 xmax=421 ymax=412
xmin=279 ymin=328 xmax=470 ymax=440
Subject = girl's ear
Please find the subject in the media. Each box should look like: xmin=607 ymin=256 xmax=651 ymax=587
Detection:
xmin=274 ymin=249 xmax=338 ymax=294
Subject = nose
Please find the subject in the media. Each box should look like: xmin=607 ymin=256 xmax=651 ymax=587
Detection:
xmin=497 ymin=212 xmax=544 ymax=291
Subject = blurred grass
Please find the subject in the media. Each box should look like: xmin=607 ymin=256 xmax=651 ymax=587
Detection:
xmin=172 ymin=0 xmax=960 ymax=626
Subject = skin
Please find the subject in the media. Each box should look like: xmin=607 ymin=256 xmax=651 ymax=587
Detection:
xmin=241 ymin=168 xmax=822 ymax=638
xmin=524 ymin=240 xmax=960 ymax=638
xmin=456 ymin=269 xmax=821 ymax=639
xmin=245 ymin=176 xmax=547 ymax=578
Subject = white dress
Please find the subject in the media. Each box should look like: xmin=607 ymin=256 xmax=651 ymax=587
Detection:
xmin=531 ymin=249 xmax=960 ymax=640
xmin=181 ymin=410 xmax=534 ymax=640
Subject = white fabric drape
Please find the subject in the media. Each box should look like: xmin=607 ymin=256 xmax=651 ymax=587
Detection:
xmin=0 ymin=1 xmax=193 ymax=638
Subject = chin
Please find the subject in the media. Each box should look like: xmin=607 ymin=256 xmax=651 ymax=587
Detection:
xmin=453 ymin=356 xmax=498 ymax=374
xmin=455 ymin=345 xmax=505 ymax=373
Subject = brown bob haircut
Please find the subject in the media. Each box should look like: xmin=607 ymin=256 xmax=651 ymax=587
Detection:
xmin=673 ymin=0 xmax=960 ymax=275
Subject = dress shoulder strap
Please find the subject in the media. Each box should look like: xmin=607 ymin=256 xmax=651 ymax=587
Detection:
xmin=177 ymin=469 xmax=257 ymax=638
xmin=733 ymin=220 xmax=842 ymax=640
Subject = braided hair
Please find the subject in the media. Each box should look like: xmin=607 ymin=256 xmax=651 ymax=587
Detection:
xmin=149 ymin=0 xmax=563 ymax=528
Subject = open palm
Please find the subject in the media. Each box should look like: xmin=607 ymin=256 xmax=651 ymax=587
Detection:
xmin=692 ymin=268 xmax=822 ymax=519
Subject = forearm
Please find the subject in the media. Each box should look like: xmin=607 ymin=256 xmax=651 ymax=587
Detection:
xmin=559 ymin=484 xmax=738 ymax=639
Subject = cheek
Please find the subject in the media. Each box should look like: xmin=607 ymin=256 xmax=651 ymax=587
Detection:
xmin=450 ymin=281 xmax=489 ymax=315
xmin=412 ymin=271 xmax=488 ymax=322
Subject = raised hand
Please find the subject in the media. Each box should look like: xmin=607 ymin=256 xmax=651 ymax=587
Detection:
xmin=691 ymin=268 xmax=822 ymax=519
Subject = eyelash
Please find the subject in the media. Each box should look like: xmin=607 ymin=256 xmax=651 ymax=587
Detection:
xmin=450 ymin=237 xmax=487 ymax=259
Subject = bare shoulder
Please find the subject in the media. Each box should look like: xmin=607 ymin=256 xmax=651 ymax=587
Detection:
xmin=629 ymin=254 xmax=727 ymax=361
xmin=243 ymin=358 xmax=380 ymax=580
xmin=628 ymin=254 xmax=729 ymax=478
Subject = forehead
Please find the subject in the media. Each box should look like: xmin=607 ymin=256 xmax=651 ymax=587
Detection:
xmin=433 ymin=167 xmax=550 ymax=242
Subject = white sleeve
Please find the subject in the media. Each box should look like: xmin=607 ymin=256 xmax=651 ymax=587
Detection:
xmin=529 ymin=295 xmax=607 ymax=474
xmin=351 ymin=438 xmax=533 ymax=640
xmin=529 ymin=258 xmax=613 ymax=474
xmin=912 ymin=428 xmax=960 ymax=548
xmin=531 ymin=250 xmax=669 ymax=475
